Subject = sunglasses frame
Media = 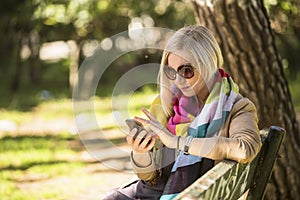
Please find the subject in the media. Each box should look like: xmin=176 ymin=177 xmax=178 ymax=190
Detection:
xmin=163 ymin=64 xmax=196 ymax=80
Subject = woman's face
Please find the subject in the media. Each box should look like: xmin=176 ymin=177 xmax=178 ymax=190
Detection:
xmin=167 ymin=53 xmax=207 ymax=98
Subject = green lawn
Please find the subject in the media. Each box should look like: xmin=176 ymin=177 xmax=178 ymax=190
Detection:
xmin=0 ymin=90 xmax=157 ymax=199
xmin=1 ymin=77 xmax=300 ymax=199
xmin=0 ymin=134 xmax=84 ymax=199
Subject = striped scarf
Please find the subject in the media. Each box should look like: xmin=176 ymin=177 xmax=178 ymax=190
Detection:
xmin=150 ymin=69 xmax=239 ymax=199
xmin=167 ymin=69 xmax=239 ymax=138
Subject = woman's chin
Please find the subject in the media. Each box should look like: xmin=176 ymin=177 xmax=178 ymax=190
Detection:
xmin=180 ymin=89 xmax=196 ymax=97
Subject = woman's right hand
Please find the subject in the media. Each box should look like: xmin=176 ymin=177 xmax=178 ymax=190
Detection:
xmin=126 ymin=128 xmax=156 ymax=153
xmin=134 ymin=108 xmax=178 ymax=149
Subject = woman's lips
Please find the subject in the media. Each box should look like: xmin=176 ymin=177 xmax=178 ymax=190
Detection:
xmin=180 ymin=86 xmax=190 ymax=90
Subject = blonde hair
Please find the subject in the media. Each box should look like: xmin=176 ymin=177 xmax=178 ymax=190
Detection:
xmin=158 ymin=25 xmax=223 ymax=116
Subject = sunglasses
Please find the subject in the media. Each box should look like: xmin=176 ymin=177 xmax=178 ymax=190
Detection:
xmin=163 ymin=64 xmax=195 ymax=80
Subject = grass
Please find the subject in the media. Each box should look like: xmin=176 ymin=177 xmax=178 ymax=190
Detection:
xmin=0 ymin=73 xmax=299 ymax=199
xmin=0 ymin=134 xmax=84 ymax=200
xmin=0 ymin=132 xmax=133 ymax=200
xmin=0 ymin=89 xmax=157 ymax=199
xmin=0 ymin=88 xmax=158 ymax=131
xmin=0 ymin=134 xmax=78 ymax=169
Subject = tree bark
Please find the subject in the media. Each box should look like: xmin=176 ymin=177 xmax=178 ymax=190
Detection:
xmin=28 ymin=30 xmax=41 ymax=84
xmin=67 ymin=40 xmax=80 ymax=89
xmin=191 ymin=0 xmax=300 ymax=199
xmin=10 ymin=32 xmax=23 ymax=93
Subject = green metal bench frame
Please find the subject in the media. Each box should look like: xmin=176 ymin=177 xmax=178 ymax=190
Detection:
xmin=175 ymin=126 xmax=285 ymax=200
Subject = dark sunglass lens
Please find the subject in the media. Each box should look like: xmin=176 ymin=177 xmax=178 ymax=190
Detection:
xmin=164 ymin=66 xmax=176 ymax=80
xmin=179 ymin=65 xmax=194 ymax=79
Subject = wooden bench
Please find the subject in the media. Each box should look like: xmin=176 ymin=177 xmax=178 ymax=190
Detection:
xmin=175 ymin=126 xmax=285 ymax=200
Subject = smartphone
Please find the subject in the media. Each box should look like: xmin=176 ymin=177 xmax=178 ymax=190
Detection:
xmin=125 ymin=119 xmax=152 ymax=145
xmin=125 ymin=119 xmax=145 ymax=134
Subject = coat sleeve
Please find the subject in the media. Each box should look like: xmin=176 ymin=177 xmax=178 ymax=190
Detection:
xmin=130 ymin=151 xmax=158 ymax=181
xmin=224 ymin=98 xmax=262 ymax=163
xmin=189 ymin=98 xmax=262 ymax=163
xmin=129 ymin=96 xmax=165 ymax=181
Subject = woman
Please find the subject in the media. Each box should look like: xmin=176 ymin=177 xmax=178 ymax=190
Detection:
xmin=103 ymin=25 xmax=262 ymax=199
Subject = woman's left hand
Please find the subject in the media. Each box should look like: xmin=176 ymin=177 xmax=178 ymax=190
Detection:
xmin=134 ymin=108 xmax=177 ymax=149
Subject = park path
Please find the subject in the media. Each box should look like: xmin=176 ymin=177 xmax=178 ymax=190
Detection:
xmin=6 ymin=112 xmax=300 ymax=199
xmin=4 ymin=117 xmax=136 ymax=200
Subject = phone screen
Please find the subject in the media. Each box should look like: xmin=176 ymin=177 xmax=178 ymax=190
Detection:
xmin=125 ymin=119 xmax=151 ymax=145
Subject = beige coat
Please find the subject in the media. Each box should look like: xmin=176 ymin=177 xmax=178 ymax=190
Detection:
xmin=131 ymin=96 xmax=262 ymax=181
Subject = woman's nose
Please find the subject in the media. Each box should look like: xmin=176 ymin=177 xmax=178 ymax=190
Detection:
xmin=175 ymin=74 xmax=186 ymax=84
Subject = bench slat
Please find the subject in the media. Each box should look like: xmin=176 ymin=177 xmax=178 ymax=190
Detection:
xmin=175 ymin=126 xmax=285 ymax=200
xmin=247 ymin=126 xmax=285 ymax=200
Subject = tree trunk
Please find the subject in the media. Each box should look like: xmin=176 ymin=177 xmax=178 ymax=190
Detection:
xmin=191 ymin=0 xmax=300 ymax=199
xmin=67 ymin=40 xmax=80 ymax=90
xmin=10 ymin=32 xmax=23 ymax=93
xmin=28 ymin=30 xmax=41 ymax=84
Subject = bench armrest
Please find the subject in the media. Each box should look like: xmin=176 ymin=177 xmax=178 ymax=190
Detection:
xmin=175 ymin=126 xmax=285 ymax=200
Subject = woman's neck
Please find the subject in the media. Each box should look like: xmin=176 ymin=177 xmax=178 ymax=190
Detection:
xmin=196 ymin=73 xmax=216 ymax=108
xmin=197 ymin=86 xmax=209 ymax=109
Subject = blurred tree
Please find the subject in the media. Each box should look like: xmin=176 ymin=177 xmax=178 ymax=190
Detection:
xmin=192 ymin=0 xmax=299 ymax=199
xmin=0 ymin=0 xmax=195 ymax=94
xmin=0 ymin=0 xmax=39 ymax=92
xmin=264 ymin=0 xmax=300 ymax=80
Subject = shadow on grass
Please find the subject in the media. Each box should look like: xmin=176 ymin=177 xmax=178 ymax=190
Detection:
xmin=0 ymin=133 xmax=130 ymax=173
xmin=1 ymin=160 xmax=83 ymax=171
xmin=0 ymin=134 xmax=81 ymax=151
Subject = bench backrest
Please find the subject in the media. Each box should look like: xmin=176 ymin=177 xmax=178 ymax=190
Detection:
xmin=175 ymin=126 xmax=285 ymax=200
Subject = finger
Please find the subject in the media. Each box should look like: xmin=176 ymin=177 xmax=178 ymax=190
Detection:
xmin=126 ymin=128 xmax=137 ymax=144
xmin=139 ymin=133 xmax=152 ymax=148
xmin=128 ymin=128 xmax=138 ymax=137
xmin=134 ymin=130 xmax=148 ymax=142
xmin=126 ymin=135 xmax=134 ymax=145
xmin=132 ymin=130 xmax=146 ymax=148
xmin=145 ymin=138 xmax=156 ymax=151
xmin=141 ymin=107 xmax=157 ymax=121
xmin=134 ymin=116 xmax=162 ymax=132
xmin=134 ymin=116 xmax=150 ymax=125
